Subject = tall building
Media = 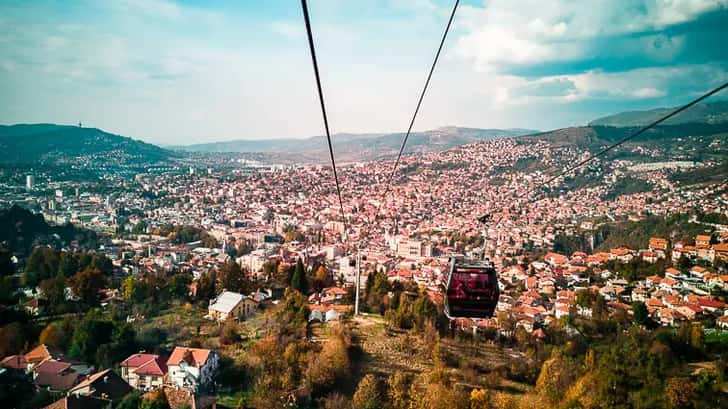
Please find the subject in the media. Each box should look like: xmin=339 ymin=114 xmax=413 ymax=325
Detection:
xmin=25 ymin=175 xmax=34 ymax=190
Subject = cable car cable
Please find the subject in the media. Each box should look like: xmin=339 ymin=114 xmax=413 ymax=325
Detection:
xmin=378 ymin=0 xmax=460 ymax=211
xmin=359 ymin=0 xmax=460 ymax=246
xmin=520 ymin=81 xmax=728 ymax=202
xmin=478 ymin=81 xmax=728 ymax=244
xmin=301 ymin=0 xmax=349 ymax=239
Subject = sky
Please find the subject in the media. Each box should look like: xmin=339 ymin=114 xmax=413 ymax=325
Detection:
xmin=0 ymin=0 xmax=727 ymax=145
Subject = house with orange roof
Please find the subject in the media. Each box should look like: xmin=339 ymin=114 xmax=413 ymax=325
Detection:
xmin=610 ymin=247 xmax=635 ymax=263
xmin=695 ymin=235 xmax=712 ymax=248
xmin=649 ymin=237 xmax=668 ymax=252
xmin=166 ymin=347 xmax=218 ymax=391
xmin=120 ymin=353 xmax=168 ymax=390
xmin=544 ymin=252 xmax=567 ymax=267
xmin=713 ymin=243 xmax=728 ymax=261
xmin=640 ymin=250 xmax=659 ymax=264
xmin=24 ymin=344 xmax=61 ymax=370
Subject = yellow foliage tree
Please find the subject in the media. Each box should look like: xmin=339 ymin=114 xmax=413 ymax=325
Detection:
xmin=39 ymin=323 xmax=62 ymax=349
xmin=352 ymin=374 xmax=382 ymax=409
xmin=387 ymin=371 xmax=410 ymax=409
xmin=470 ymin=388 xmax=490 ymax=409
xmin=664 ymin=377 xmax=696 ymax=409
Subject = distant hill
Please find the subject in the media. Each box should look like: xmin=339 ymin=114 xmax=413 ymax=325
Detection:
xmin=589 ymin=100 xmax=728 ymax=127
xmin=0 ymin=124 xmax=173 ymax=165
xmin=173 ymin=127 xmax=537 ymax=162
xmin=518 ymin=120 xmax=728 ymax=187
xmin=0 ymin=205 xmax=98 ymax=255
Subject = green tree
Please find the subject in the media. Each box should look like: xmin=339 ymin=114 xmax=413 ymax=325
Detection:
xmin=40 ymin=275 xmax=67 ymax=313
xmin=195 ymin=270 xmax=217 ymax=303
xmin=57 ymin=251 xmax=79 ymax=277
xmin=291 ymin=258 xmax=308 ymax=294
xmin=25 ymin=247 xmax=60 ymax=287
xmin=168 ymin=273 xmax=193 ymax=299
xmin=0 ymin=248 xmax=15 ymax=277
xmin=632 ymin=301 xmax=649 ymax=326
xmin=117 ymin=391 xmax=143 ymax=409
xmin=219 ymin=261 xmax=250 ymax=294
xmin=69 ymin=315 xmax=114 ymax=363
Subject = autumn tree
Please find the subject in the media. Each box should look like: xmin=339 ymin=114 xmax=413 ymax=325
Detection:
xmin=220 ymin=321 xmax=238 ymax=345
xmin=470 ymin=389 xmax=490 ymax=409
xmin=535 ymin=350 xmax=580 ymax=405
xmin=664 ymin=377 xmax=696 ymax=409
xmin=689 ymin=323 xmax=704 ymax=351
xmin=352 ymin=374 xmax=382 ymax=409
xmin=321 ymin=393 xmax=351 ymax=409
xmin=39 ymin=323 xmax=63 ymax=349
xmin=305 ymin=323 xmax=351 ymax=392
xmin=141 ymin=388 xmax=171 ymax=409
xmin=313 ymin=265 xmax=332 ymax=292
xmin=386 ymin=371 xmax=411 ymax=409
xmin=69 ymin=268 xmax=107 ymax=305
xmin=0 ymin=322 xmax=28 ymax=357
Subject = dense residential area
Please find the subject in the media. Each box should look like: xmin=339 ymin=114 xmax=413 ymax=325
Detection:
xmin=1 ymin=121 xmax=727 ymax=408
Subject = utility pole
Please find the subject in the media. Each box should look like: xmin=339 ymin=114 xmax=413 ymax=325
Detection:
xmin=354 ymin=249 xmax=360 ymax=315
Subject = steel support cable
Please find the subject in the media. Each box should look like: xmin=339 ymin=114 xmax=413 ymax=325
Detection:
xmin=301 ymin=0 xmax=349 ymax=239
xmin=359 ymin=0 xmax=460 ymax=248
xmin=378 ymin=0 xmax=460 ymax=206
xmin=520 ymin=81 xmax=728 ymax=202
xmin=478 ymin=81 xmax=728 ymax=226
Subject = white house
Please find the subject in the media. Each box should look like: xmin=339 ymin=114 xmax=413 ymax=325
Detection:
xmin=207 ymin=290 xmax=257 ymax=322
xmin=166 ymin=347 xmax=219 ymax=391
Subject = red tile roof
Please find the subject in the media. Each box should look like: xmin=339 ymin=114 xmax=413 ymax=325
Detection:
xmin=0 ymin=354 xmax=27 ymax=370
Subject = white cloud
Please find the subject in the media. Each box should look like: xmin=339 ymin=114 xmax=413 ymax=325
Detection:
xmin=485 ymin=64 xmax=727 ymax=106
xmin=454 ymin=0 xmax=727 ymax=72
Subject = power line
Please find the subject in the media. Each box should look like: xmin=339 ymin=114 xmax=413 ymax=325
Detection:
xmin=378 ymin=0 xmax=460 ymax=207
xmin=301 ymin=0 xmax=348 ymax=239
xmin=521 ymin=81 xmax=728 ymax=202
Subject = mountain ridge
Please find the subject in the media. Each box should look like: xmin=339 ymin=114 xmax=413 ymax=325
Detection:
xmin=0 ymin=123 xmax=173 ymax=165
xmin=171 ymin=126 xmax=539 ymax=155
xmin=589 ymin=100 xmax=728 ymax=127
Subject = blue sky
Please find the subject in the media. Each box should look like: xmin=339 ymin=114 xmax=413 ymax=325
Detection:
xmin=0 ymin=0 xmax=727 ymax=145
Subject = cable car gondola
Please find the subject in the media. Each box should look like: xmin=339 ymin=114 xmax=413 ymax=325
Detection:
xmin=444 ymin=257 xmax=499 ymax=319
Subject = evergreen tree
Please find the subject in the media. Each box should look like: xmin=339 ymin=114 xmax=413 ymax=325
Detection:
xmin=291 ymin=258 xmax=308 ymax=294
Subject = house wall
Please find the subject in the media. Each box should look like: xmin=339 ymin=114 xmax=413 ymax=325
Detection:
xmin=168 ymin=353 xmax=220 ymax=391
